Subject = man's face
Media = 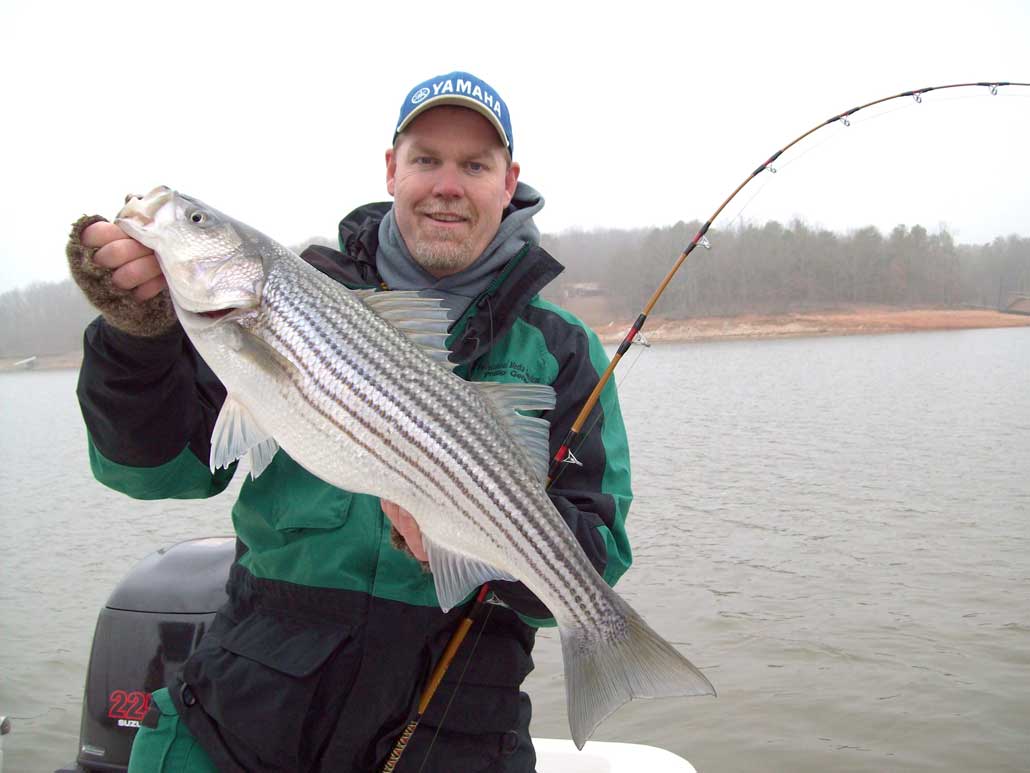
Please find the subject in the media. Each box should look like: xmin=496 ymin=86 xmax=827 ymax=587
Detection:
xmin=386 ymin=106 xmax=520 ymax=278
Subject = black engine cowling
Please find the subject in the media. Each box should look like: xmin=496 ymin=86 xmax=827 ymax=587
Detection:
xmin=60 ymin=537 xmax=235 ymax=773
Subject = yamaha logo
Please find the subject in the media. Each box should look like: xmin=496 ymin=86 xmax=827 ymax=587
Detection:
xmin=411 ymin=87 xmax=431 ymax=105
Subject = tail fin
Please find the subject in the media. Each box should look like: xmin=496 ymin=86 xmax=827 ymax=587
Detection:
xmin=560 ymin=594 xmax=715 ymax=749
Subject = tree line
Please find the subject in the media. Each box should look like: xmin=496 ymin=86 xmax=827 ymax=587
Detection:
xmin=0 ymin=280 xmax=98 ymax=358
xmin=539 ymin=220 xmax=1030 ymax=320
xmin=1 ymin=221 xmax=1027 ymax=358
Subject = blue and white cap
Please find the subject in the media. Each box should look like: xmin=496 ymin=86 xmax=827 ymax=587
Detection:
xmin=394 ymin=71 xmax=514 ymax=157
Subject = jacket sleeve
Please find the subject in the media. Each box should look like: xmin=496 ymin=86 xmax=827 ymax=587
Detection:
xmin=77 ymin=316 xmax=236 ymax=500
xmin=489 ymin=319 xmax=633 ymax=625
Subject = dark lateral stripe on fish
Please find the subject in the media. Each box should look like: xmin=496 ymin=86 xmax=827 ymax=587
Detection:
xmin=266 ymin=282 xmax=594 ymax=625
xmin=321 ymin=298 xmax=588 ymax=582
xmin=260 ymin=326 xmax=435 ymax=505
xmin=308 ymin=299 xmax=590 ymax=622
xmin=314 ymin=289 xmax=609 ymax=623
xmin=259 ymin=299 xmax=525 ymax=572
xmin=280 ymin=269 xmax=603 ymax=620
xmin=292 ymin=301 xmax=590 ymax=618
xmin=262 ymin=316 xmax=571 ymax=616
xmin=265 ymin=293 xmax=566 ymax=596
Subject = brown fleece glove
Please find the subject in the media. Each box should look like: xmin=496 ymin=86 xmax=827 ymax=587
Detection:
xmin=66 ymin=214 xmax=178 ymax=337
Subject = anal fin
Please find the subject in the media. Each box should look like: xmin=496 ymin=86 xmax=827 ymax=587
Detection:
xmin=422 ymin=531 xmax=516 ymax=612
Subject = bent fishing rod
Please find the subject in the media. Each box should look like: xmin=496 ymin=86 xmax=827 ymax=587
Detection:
xmin=381 ymin=79 xmax=1029 ymax=772
xmin=546 ymin=79 xmax=1028 ymax=484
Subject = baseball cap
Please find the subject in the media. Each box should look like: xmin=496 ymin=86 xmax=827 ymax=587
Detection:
xmin=394 ymin=71 xmax=514 ymax=157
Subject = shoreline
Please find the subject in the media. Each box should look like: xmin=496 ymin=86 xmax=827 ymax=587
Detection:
xmin=2 ymin=309 xmax=1028 ymax=372
xmin=592 ymin=308 xmax=1030 ymax=345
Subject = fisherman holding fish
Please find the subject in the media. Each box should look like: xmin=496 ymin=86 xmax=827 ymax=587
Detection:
xmin=67 ymin=71 xmax=710 ymax=772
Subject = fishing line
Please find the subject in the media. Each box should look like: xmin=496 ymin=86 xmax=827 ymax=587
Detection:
xmin=414 ymin=601 xmax=496 ymax=773
xmin=548 ymin=335 xmax=649 ymax=491
xmin=723 ymin=87 xmax=1025 ymax=233
xmin=612 ymin=333 xmax=649 ymax=392
xmin=725 ymin=97 xmax=938 ymax=229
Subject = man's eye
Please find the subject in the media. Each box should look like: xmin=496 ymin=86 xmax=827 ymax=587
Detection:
xmin=467 ymin=162 xmax=485 ymax=173
xmin=414 ymin=156 xmax=435 ymax=165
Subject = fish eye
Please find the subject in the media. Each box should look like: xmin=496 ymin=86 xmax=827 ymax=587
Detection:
xmin=189 ymin=210 xmax=208 ymax=225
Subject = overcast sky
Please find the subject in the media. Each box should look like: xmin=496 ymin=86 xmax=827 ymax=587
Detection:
xmin=2 ymin=0 xmax=1027 ymax=293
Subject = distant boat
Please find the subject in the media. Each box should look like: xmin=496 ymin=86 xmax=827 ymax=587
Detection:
xmin=13 ymin=356 xmax=37 ymax=370
xmin=1002 ymin=293 xmax=1030 ymax=316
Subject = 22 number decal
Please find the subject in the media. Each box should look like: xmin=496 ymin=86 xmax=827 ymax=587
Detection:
xmin=107 ymin=690 xmax=150 ymax=722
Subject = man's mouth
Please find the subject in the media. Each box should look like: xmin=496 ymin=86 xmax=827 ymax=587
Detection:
xmin=422 ymin=212 xmax=468 ymax=224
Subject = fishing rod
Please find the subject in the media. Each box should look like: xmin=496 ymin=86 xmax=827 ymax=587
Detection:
xmin=382 ymin=79 xmax=1029 ymax=771
xmin=546 ymin=80 xmax=1028 ymax=484
xmin=380 ymin=586 xmax=492 ymax=773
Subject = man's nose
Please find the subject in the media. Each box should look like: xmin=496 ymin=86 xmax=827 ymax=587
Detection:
xmin=431 ymin=164 xmax=464 ymax=198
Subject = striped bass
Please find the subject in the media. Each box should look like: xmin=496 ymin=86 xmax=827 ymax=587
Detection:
xmin=115 ymin=186 xmax=715 ymax=748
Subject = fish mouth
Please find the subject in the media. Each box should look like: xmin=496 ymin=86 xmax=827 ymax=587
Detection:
xmin=182 ymin=302 xmax=253 ymax=320
xmin=201 ymin=308 xmax=235 ymax=319
xmin=116 ymin=186 xmax=175 ymax=232
xmin=176 ymin=304 xmax=255 ymax=331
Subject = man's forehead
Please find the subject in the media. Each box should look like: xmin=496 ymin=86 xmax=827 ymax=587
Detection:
xmin=396 ymin=107 xmax=506 ymax=153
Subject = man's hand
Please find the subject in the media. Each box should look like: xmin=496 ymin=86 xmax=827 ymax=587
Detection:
xmin=82 ymin=221 xmax=167 ymax=302
xmin=67 ymin=214 xmax=177 ymax=337
xmin=381 ymin=500 xmax=428 ymax=562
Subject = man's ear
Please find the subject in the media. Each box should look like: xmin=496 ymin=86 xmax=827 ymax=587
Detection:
xmin=503 ymin=161 xmax=520 ymax=206
xmin=386 ymin=148 xmax=397 ymax=196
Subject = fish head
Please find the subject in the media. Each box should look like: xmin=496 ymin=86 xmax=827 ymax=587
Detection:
xmin=115 ymin=186 xmax=270 ymax=329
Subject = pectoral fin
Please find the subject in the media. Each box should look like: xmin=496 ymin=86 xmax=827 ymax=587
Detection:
xmin=210 ymin=395 xmax=279 ymax=478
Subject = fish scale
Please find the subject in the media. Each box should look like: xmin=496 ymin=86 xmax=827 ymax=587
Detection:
xmin=115 ymin=186 xmax=715 ymax=748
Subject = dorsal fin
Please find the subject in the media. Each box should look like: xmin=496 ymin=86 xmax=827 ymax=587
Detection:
xmin=354 ymin=289 xmax=454 ymax=370
xmin=474 ymin=382 xmax=556 ymax=481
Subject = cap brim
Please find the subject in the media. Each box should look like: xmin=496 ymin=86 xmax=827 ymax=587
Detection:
xmin=396 ymin=95 xmax=510 ymax=149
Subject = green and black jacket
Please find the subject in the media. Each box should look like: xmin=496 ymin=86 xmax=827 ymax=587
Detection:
xmin=76 ymin=199 xmax=633 ymax=772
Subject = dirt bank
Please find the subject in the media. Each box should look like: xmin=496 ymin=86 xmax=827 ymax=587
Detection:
xmin=593 ymin=308 xmax=1030 ymax=344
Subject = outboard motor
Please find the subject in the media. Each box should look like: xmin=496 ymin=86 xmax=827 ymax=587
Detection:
xmin=58 ymin=538 xmax=235 ymax=772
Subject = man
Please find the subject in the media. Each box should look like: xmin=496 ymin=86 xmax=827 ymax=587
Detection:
xmin=67 ymin=71 xmax=632 ymax=772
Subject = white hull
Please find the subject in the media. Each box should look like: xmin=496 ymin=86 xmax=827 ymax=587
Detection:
xmin=535 ymin=738 xmax=697 ymax=772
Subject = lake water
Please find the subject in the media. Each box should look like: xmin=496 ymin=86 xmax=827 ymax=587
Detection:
xmin=1 ymin=327 xmax=1028 ymax=772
